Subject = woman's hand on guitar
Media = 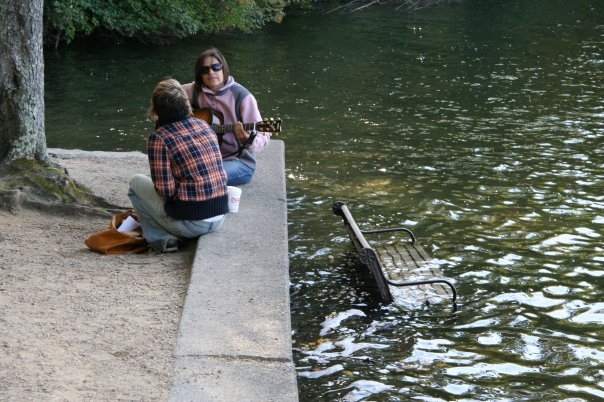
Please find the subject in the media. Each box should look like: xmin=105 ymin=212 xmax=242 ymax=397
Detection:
xmin=234 ymin=122 xmax=249 ymax=143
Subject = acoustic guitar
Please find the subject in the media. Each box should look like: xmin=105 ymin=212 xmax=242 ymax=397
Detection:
xmin=193 ymin=108 xmax=282 ymax=134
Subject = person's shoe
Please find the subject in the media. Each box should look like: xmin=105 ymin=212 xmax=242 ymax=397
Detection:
xmin=164 ymin=239 xmax=180 ymax=253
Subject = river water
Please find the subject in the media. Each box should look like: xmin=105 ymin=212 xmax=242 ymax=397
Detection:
xmin=45 ymin=0 xmax=603 ymax=400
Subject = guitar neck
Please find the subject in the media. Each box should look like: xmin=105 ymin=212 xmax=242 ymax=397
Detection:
xmin=212 ymin=123 xmax=257 ymax=134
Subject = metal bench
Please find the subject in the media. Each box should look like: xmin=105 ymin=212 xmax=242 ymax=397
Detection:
xmin=332 ymin=201 xmax=457 ymax=307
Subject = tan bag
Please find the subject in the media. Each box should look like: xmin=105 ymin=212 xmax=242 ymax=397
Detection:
xmin=85 ymin=210 xmax=149 ymax=254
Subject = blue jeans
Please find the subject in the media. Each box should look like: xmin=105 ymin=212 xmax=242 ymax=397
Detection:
xmin=223 ymin=159 xmax=254 ymax=186
xmin=127 ymin=174 xmax=225 ymax=253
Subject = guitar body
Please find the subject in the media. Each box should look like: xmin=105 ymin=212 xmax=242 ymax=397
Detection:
xmin=192 ymin=108 xmax=223 ymax=125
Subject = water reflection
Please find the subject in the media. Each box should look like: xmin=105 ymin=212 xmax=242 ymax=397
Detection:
xmin=284 ymin=1 xmax=603 ymax=400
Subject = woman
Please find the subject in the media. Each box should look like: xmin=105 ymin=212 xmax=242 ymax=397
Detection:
xmin=128 ymin=78 xmax=229 ymax=253
xmin=182 ymin=47 xmax=270 ymax=186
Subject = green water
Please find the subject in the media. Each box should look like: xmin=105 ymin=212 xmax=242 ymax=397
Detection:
xmin=45 ymin=0 xmax=604 ymax=400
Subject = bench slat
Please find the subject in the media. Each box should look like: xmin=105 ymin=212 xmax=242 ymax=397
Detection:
xmin=374 ymin=244 xmax=452 ymax=302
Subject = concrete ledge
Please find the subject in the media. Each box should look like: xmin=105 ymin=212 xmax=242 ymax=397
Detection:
xmin=169 ymin=140 xmax=298 ymax=401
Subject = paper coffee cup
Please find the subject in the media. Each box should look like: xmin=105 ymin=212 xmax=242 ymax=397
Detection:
xmin=227 ymin=186 xmax=242 ymax=213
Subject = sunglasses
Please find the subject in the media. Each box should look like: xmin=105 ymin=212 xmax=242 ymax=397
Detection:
xmin=199 ymin=63 xmax=223 ymax=75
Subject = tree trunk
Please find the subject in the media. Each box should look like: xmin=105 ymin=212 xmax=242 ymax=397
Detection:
xmin=0 ymin=0 xmax=47 ymax=164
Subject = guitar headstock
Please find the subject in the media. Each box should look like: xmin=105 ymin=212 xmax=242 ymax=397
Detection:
xmin=256 ymin=118 xmax=282 ymax=133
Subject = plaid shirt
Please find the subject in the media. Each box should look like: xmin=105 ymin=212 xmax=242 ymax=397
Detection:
xmin=148 ymin=117 xmax=227 ymax=202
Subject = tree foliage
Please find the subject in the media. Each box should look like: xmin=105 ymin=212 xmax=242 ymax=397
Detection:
xmin=43 ymin=0 xmax=460 ymax=46
xmin=44 ymin=0 xmax=298 ymax=46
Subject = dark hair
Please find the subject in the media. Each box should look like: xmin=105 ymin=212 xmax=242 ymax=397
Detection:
xmin=147 ymin=78 xmax=192 ymax=122
xmin=193 ymin=47 xmax=231 ymax=89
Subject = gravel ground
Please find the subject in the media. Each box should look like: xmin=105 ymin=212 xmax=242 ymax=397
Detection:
xmin=0 ymin=150 xmax=194 ymax=401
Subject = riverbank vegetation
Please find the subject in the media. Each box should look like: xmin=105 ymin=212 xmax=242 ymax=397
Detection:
xmin=43 ymin=0 xmax=302 ymax=47
xmin=43 ymin=0 xmax=460 ymax=47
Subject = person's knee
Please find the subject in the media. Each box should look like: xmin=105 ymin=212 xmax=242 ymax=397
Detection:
xmin=129 ymin=174 xmax=151 ymax=193
xmin=227 ymin=175 xmax=252 ymax=186
xmin=225 ymin=164 xmax=254 ymax=186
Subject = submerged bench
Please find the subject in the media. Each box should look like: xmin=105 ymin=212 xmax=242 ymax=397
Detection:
xmin=332 ymin=201 xmax=457 ymax=307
